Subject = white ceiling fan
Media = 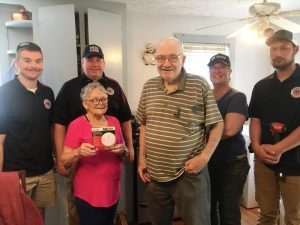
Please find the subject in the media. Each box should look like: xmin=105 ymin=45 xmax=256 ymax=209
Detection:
xmin=228 ymin=0 xmax=300 ymax=38
xmin=197 ymin=0 xmax=300 ymax=38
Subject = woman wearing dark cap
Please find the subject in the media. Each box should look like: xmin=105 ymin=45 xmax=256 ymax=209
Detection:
xmin=208 ymin=54 xmax=250 ymax=225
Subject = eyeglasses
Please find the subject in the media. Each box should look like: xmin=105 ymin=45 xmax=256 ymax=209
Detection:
xmin=85 ymin=97 xmax=108 ymax=105
xmin=155 ymin=54 xmax=181 ymax=63
xmin=17 ymin=42 xmax=41 ymax=52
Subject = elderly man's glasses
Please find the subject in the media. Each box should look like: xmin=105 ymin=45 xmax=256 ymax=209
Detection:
xmin=155 ymin=54 xmax=181 ymax=63
xmin=85 ymin=97 xmax=108 ymax=105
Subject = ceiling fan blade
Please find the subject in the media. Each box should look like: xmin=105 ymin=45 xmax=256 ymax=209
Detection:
xmin=195 ymin=17 xmax=251 ymax=31
xmin=226 ymin=19 xmax=258 ymax=38
xmin=278 ymin=10 xmax=300 ymax=17
xmin=270 ymin=17 xmax=300 ymax=33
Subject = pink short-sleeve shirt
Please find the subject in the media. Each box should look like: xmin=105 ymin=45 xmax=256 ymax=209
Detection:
xmin=64 ymin=115 xmax=124 ymax=207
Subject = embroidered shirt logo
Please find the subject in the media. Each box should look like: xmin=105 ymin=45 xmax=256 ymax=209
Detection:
xmin=291 ymin=87 xmax=300 ymax=98
xmin=106 ymin=87 xmax=115 ymax=95
xmin=44 ymin=99 xmax=51 ymax=109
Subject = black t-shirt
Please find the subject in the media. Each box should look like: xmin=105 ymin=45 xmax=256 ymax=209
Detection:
xmin=209 ymin=89 xmax=248 ymax=169
xmin=249 ymin=64 xmax=300 ymax=175
xmin=0 ymin=77 xmax=54 ymax=176
xmin=53 ymin=73 xmax=132 ymax=127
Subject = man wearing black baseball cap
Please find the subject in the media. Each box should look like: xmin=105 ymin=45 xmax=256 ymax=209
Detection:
xmin=249 ymin=30 xmax=300 ymax=225
xmin=81 ymin=44 xmax=104 ymax=59
xmin=52 ymin=44 xmax=134 ymax=225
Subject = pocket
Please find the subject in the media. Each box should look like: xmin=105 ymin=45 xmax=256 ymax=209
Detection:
xmin=183 ymin=166 xmax=209 ymax=181
xmin=170 ymin=102 xmax=204 ymax=135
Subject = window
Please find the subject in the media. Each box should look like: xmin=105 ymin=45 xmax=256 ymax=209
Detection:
xmin=182 ymin=42 xmax=229 ymax=85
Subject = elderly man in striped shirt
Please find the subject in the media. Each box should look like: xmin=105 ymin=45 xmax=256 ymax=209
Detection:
xmin=136 ymin=37 xmax=224 ymax=225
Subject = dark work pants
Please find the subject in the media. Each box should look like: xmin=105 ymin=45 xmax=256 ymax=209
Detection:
xmin=146 ymin=166 xmax=211 ymax=225
xmin=209 ymin=159 xmax=250 ymax=225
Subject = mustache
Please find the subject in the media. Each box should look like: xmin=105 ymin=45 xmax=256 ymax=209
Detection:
xmin=26 ymin=68 xmax=42 ymax=71
xmin=273 ymin=57 xmax=285 ymax=61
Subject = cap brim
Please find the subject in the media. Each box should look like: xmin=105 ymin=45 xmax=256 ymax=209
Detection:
xmin=83 ymin=53 xmax=104 ymax=59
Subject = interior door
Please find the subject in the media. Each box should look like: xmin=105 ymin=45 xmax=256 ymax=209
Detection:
xmin=87 ymin=8 xmax=123 ymax=85
xmin=38 ymin=4 xmax=77 ymax=96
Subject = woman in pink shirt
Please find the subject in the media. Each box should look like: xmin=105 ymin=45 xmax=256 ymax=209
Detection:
xmin=61 ymin=82 xmax=127 ymax=225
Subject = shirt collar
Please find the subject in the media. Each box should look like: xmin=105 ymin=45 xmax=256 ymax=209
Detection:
xmin=272 ymin=63 xmax=300 ymax=82
xmin=81 ymin=72 xmax=107 ymax=83
xmin=14 ymin=75 xmax=42 ymax=93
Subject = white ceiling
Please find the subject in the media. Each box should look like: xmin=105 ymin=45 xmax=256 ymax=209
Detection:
xmin=103 ymin=0 xmax=300 ymax=19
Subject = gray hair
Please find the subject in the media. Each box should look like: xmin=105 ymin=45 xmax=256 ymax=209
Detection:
xmin=156 ymin=37 xmax=183 ymax=55
xmin=80 ymin=82 xmax=107 ymax=101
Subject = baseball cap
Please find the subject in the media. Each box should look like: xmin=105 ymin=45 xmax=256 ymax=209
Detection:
xmin=207 ymin=53 xmax=231 ymax=67
xmin=265 ymin=29 xmax=298 ymax=46
xmin=82 ymin=44 xmax=104 ymax=58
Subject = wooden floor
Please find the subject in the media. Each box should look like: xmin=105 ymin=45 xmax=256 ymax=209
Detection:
xmin=172 ymin=207 xmax=259 ymax=225
xmin=241 ymin=206 xmax=259 ymax=225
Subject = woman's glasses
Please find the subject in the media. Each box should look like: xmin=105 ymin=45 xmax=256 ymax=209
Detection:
xmin=85 ymin=97 xmax=108 ymax=106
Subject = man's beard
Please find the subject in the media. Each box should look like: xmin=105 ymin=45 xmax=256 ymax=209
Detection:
xmin=272 ymin=56 xmax=294 ymax=71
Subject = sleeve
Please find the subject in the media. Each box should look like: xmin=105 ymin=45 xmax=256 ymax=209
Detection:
xmin=64 ymin=119 xmax=82 ymax=149
xmin=115 ymin=82 xmax=132 ymax=123
xmin=135 ymin=83 xmax=147 ymax=125
xmin=248 ymin=83 xmax=260 ymax=118
xmin=202 ymin=80 xmax=223 ymax=126
xmin=0 ymin=87 xmax=8 ymax=134
xmin=52 ymin=83 xmax=69 ymax=126
xmin=227 ymin=92 xmax=248 ymax=119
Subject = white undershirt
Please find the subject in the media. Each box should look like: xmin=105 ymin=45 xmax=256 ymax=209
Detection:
xmin=27 ymin=87 xmax=37 ymax=93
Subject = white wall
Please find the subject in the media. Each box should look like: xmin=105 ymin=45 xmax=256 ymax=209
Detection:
xmin=232 ymin=39 xmax=272 ymax=102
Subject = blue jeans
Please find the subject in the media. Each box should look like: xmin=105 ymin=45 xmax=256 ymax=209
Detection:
xmin=209 ymin=158 xmax=250 ymax=225
xmin=146 ymin=166 xmax=211 ymax=225
xmin=75 ymin=197 xmax=118 ymax=225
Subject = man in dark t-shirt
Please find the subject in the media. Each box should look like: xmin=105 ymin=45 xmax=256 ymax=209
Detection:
xmin=0 ymin=42 xmax=55 ymax=220
xmin=249 ymin=30 xmax=300 ymax=225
